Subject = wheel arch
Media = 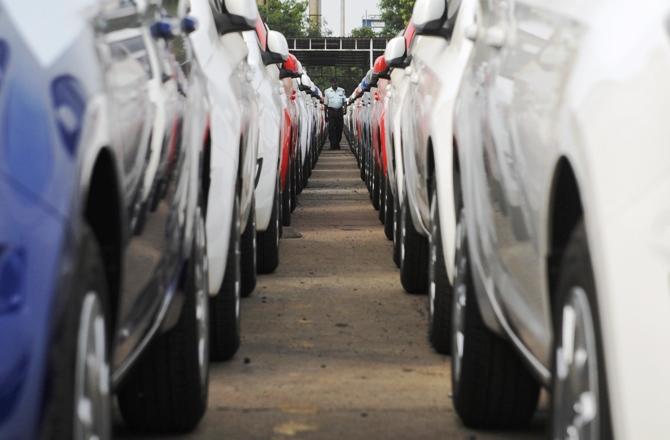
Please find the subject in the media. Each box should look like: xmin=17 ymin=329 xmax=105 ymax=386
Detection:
xmin=547 ymin=157 xmax=584 ymax=300
xmin=84 ymin=147 xmax=123 ymax=329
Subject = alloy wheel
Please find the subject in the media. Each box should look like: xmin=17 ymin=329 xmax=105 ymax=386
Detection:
xmin=74 ymin=292 xmax=111 ymax=440
xmin=552 ymin=287 xmax=600 ymax=440
xmin=451 ymin=208 xmax=467 ymax=391
xmin=195 ymin=209 xmax=209 ymax=389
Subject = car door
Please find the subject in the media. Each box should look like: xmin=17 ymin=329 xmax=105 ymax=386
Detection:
xmin=99 ymin=4 xmax=193 ymax=376
xmin=480 ymin=0 xmax=581 ymax=362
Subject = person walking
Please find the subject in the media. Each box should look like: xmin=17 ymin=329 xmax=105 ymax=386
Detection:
xmin=324 ymin=78 xmax=346 ymax=150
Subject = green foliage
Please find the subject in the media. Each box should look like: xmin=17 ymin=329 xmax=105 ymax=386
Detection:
xmin=378 ymin=0 xmax=415 ymax=36
xmin=350 ymin=26 xmax=376 ymax=38
xmin=259 ymin=0 xmax=309 ymax=37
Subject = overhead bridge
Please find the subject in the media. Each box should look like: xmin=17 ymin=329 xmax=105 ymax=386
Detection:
xmin=286 ymin=37 xmax=390 ymax=94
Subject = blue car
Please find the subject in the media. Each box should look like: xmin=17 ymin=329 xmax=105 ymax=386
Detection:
xmin=0 ymin=1 xmax=209 ymax=438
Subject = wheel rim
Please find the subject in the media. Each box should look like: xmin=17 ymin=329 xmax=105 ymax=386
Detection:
xmin=74 ymin=292 xmax=110 ymax=440
xmin=195 ymin=210 xmax=209 ymax=388
xmin=400 ymin=203 xmax=406 ymax=264
xmin=235 ymin=224 xmax=241 ymax=322
xmin=428 ymin=192 xmax=438 ymax=321
xmin=552 ymin=287 xmax=600 ymax=440
xmin=393 ymin=197 xmax=399 ymax=247
xmin=451 ymin=209 xmax=467 ymax=390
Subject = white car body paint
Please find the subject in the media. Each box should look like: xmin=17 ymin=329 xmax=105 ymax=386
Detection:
xmin=242 ymin=30 xmax=282 ymax=231
xmin=455 ymin=0 xmax=670 ymax=436
xmin=189 ymin=0 xmax=253 ymax=294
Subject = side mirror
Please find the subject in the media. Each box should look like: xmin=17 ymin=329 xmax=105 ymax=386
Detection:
xmin=181 ymin=16 xmax=198 ymax=35
xmin=263 ymin=30 xmax=289 ymax=66
xmin=412 ymin=0 xmax=452 ymax=38
xmin=384 ymin=36 xmax=407 ymax=68
xmin=211 ymin=0 xmax=258 ymax=35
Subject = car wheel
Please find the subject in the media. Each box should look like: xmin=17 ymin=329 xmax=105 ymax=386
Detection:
xmin=46 ymin=226 xmax=111 ymax=440
xmin=450 ymin=176 xmax=539 ymax=428
xmin=378 ymin=171 xmax=386 ymax=223
xmin=240 ymin=199 xmax=257 ymax=297
xmin=297 ymin=157 xmax=304 ymax=195
xmin=372 ymin=163 xmax=381 ymax=210
xmin=118 ymin=208 xmax=209 ymax=432
xmin=393 ymin=193 xmax=401 ymax=268
xmin=384 ymin=177 xmax=394 ymax=241
xmin=282 ymin=167 xmax=292 ymax=227
xmin=400 ymin=193 xmax=428 ymax=294
xmin=257 ymin=180 xmax=280 ymax=274
xmin=290 ymin=159 xmax=297 ymax=213
xmin=428 ymin=177 xmax=452 ymax=354
xmin=551 ymin=223 xmax=612 ymax=440
xmin=209 ymin=194 xmax=241 ymax=361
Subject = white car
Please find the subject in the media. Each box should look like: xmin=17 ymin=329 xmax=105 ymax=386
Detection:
xmin=242 ymin=25 xmax=289 ymax=277
xmin=383 ymin=30 xmax=417 ymax=268
xmin=399 ymin=0 xmax=475 ymax=354
xmin=188 ymin=0 xmax=259 ymax=360
xmin=452 ymin=0 xmax=670 ymax=438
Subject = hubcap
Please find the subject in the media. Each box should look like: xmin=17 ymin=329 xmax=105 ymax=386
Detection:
xmin=428 ymin=193 xmax=438 ymax=320
xmin=74 ymin=292 xmax=110 ymax=440
xmin=195 ymin=210 xmax=209 ymax=388
xmin=451 ymin=209 xmax=467 ymax=389
xmin=235 ymin=225 xmax=241 ymax=321
xmin=400 ymin=203 xmax=407 ymax=263
xmin=552 ymin=287 xmax=600 ymax=440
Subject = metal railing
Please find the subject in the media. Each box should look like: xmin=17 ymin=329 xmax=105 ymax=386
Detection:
xmin=287 ymin=37 xmax=390 ymax=67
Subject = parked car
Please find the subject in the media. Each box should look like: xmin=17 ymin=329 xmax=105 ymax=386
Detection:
xmin=188 ymin=0 xmax=259 ymax=360
xmin=400 ymin=0 xmax=475 ymax=353
xmin=242 ymin=23 xmax=289 ymax=277
xmin=451 ymin=0 xmax=670 ymax=437
xmin=383 ymin=28 xmax=417 ymax=267
xmin=278 ymin=53 xmax=303 ymax=224
xmin=0 ymin=1 xmax=209 ymax=436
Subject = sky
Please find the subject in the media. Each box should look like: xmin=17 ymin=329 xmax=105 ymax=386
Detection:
xmin=320 ymin=0 xmax=380 ymax=36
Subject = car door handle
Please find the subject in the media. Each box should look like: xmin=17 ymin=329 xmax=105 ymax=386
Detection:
xmin=485 ymin=26 xmax=507 ymax=49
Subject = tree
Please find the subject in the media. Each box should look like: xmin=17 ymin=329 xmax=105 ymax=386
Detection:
xmin=350 ymin=26 xmax=376 ymax=38
xmin=259 ymin=0 xmax=308 ymax=37
xmin=378 ymin=0 xmax=415 ymax=36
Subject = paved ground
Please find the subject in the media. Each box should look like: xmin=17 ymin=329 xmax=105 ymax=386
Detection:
xmin=124 ymin=148 xmax=545 ymax=439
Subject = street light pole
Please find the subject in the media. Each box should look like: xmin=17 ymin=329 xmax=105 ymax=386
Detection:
xmin=340 ymin=0 xmax=345 ymax=37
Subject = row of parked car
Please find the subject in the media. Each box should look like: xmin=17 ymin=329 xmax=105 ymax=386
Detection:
xmin=346 ymin=0 xmax=670 ymax=438
xmin=0 ymin=0 xmax=326 ymax=437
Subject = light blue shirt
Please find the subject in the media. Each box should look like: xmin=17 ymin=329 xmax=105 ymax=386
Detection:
xmin=324 ymin=87 xmax=346 ymax=109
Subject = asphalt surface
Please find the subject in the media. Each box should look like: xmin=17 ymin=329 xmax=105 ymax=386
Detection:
xmin=123 ymin=147 xmax=545 ymax=439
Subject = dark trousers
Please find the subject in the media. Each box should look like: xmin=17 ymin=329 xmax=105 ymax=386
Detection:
xmin=328 ymin=107 xmax=343 ymax=149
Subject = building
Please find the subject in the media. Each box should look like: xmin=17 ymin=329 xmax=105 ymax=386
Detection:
xmin=361 ymin=14 xmax=384 ymax=32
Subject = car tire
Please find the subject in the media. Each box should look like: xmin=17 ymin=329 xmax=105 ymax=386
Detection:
xmin=400 ymin=193 xmax=428 ymax=294
xmin=257 ymin=180 xmax=280 ymax=274
xmin=282 ymin=169 xmax=292 ymax=227
xmin=45 ymin=225 xmax=111 ymax=440
xmin=372 ymin=163 xmax=381 ymax=210
xmin=378 ymin=171 xmax=386 ymax=223
xmin=393 ymin=195 xmax=401 ymax=268
xmin=384 ymin=177 xmax=394 ymax=241
xmin=290 ymin=159 xmax=298 ymax=213
xmin=209 ymin=194 xmax=241 ymax=361
xmin=428 ymin=177 xmax=453 ymax=354
xmin=450 ymin=172 xmax=539 ymax=428
xmin=240 ymin=200 xmax=257 ymax=298
xmin=550 ymin=222 xmax=612 ymax=440
xmin=118 ymin=209 xmax=209 ymax=432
